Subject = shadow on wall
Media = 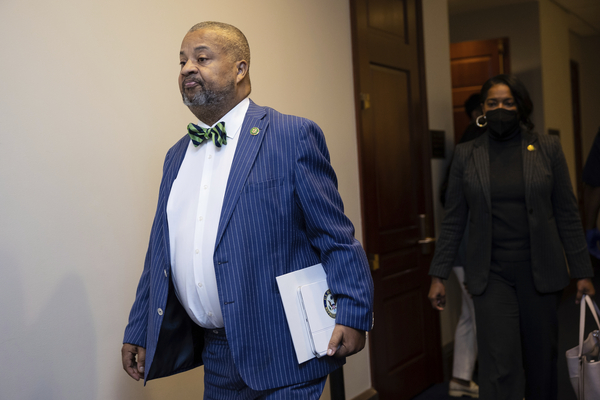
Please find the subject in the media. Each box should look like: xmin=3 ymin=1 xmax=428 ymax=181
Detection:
xmin=0 ymin=255 xmax=98 ymax=400
xmin=116 ymin=363 xmax=205 ymax=400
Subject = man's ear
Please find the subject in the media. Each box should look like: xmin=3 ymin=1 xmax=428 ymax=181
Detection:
xmin=235 ymin=60 xmax=248 ymax=83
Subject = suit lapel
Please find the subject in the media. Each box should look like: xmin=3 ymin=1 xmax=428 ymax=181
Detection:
xmin=160 ymin=136 xmax=189 ymax=265
xmin=214 ymin=100 xmax=269 ymax=250
xmin=521 ymin=130 xmax=538 ymax=206
xmin=472 ymin=132 xmax=491 ymax=211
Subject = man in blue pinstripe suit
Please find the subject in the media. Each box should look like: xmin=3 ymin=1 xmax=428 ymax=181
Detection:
xmin=121 ymin=22 xmax=374 ymax=399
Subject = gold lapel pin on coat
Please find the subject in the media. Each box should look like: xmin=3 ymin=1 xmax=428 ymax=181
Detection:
xmin=250 ymin=127 xmax=260 ymax=136
xmin=527 ymin=144 xmax=535 ymax=151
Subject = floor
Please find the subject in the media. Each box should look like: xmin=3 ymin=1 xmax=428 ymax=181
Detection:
xmin=411 ymin=259 xmax=600 ymax=400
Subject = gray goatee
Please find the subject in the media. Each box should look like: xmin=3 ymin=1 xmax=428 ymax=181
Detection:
xmin=182 ymin=81 xmax=234 ymax=107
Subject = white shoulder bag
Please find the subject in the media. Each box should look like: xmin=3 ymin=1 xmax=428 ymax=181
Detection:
xmin=566 ymin=294 xmax=600 ymax=399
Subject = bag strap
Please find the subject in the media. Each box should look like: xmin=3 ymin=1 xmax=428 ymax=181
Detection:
xmin=594 ymin=297 xmax=600 ymax=318
xmin=578 ymin=294 xmax=600 ymax=357
xmin=586 ymin=294 xmax=600 ymax=328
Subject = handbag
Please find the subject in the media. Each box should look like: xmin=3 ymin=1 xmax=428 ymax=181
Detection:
xmin=566 ymin=294 xmax=600 ymax=399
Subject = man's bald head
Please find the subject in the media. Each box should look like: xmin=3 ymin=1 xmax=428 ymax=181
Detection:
xmin=188 ymin=22 xmax=250 ymax=66
xmin=179 ymin=22 xmax=251 ymax=125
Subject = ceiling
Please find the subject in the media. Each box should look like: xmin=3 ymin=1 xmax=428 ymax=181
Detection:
xmin=447 ymin=0 xmax=600 ymax=36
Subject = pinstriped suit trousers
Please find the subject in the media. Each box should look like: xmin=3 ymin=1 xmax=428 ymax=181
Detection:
xmin=472 ymin=259 xmax=561 ymax=400
xmin=202 ymin=329 xmax=327 ymax=400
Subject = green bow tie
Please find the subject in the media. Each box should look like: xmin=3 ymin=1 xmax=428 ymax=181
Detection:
xmin=187 ymin=121 xmax=227 ymax=148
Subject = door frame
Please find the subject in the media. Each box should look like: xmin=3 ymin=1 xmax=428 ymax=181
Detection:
xmin=349 ymin=0 xmax=442 ymax=396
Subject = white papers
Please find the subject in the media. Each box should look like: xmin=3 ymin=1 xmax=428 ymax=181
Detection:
xmin=298 ymin=279 xmax=337 ymax=357
xmin=276 ymin=264 xmax=337 ymax=364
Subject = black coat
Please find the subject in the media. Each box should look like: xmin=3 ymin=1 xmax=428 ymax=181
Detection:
xmin=429 ymin=130 xmax=593 ymax=295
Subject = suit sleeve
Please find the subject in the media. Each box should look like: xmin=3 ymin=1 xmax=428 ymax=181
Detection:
xmin=428 ymin=144 xmax=470 ymax=279
xmin=123 ymin=148 xmax=174 ymax=347
xmin=123 ymin=248 xmax=151 ymax=347
xmin=549 ymin=136 xmax=593 ymax=279
xmin=294 ymin=120 xmax=374 ymax=332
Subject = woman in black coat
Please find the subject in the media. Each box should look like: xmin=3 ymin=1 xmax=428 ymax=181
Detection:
xmin=427 ymin=74 xmax=595 ymax=400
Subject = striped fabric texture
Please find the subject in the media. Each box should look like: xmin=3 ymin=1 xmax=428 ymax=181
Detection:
xmin=429 ymin=130 xmax=593 ymax=295
xmin=202 ymin=329 xmax=327 ymax=399
xmin=123 ymin=100 xmax=374 ymax=390
xmin=187 ymin=121 xmax=228 ymax=147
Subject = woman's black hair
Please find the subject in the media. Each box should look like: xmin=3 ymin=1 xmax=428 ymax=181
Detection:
xmin=464 ymin=93 xmax=482 ymax=119
xmin=480 ymin=74 xmax=534 ymax=130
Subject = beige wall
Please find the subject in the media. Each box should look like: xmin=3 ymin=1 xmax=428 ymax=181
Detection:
xmin=571 ymin=33 xmax=600 ymax=162
xmin=579 ymin=35 xmax=600 ymax=160
xmin=0 ymin=0 xmax=369 ymax=399
xmin=539 ymin=0 xmax=577 ymax=189
xmin=571 ymin=31 xmax=600 ymax=229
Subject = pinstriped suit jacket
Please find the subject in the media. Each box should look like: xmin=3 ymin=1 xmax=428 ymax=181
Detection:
xmin=123 ymin=100 xmax=374 ymax=390
xmin=429 ymin=130 xmax=593 ymax=295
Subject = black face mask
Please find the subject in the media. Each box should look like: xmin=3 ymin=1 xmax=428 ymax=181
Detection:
xmin=485 ymin=108 xmax=520 ymax=140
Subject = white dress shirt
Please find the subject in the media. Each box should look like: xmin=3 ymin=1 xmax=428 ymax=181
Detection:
xmin=167 ymin=98 xmax=250 ymax=329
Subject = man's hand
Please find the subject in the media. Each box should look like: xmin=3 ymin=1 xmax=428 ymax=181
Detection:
xmin=121 ymin=343 xmax=146 ymax=381
xmin=586 ymin=228 xmax=600 ymax=259
xmin=428 ymin=277 xmax=446 ymax=310
xmin=576 ymin=278 xmax=596 ymax=305
xmin=327 ymin=324 xmax=366 ymax=358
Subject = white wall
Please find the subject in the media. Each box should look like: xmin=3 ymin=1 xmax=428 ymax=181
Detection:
xmin=0 ymin=0 xmax=369 ymax=399
xmin=422 ymin=0 xmax=462 ymax=347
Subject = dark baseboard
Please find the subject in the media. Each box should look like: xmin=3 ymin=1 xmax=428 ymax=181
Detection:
xmin=349 ymin=387 xmax=378 ymax=400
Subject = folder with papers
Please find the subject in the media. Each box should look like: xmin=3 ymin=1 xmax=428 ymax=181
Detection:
xmin=276 ymin=264 xmax=337 ymax=364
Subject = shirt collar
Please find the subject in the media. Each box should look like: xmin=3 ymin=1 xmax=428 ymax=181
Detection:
xmin=195 ymin=97 xmax=250 ymax=140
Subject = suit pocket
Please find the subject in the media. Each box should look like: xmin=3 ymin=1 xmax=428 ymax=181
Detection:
xmin=244 ymin=177 xmax=283 ymax=193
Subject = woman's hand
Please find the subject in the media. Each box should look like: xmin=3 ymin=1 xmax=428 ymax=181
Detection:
xmin=428 ymin=277 xmax=446 ymax=310
xmin=576 ymin=278 xmax=596 ymax=304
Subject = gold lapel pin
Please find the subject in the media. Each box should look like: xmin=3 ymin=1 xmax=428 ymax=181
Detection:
xmin=250 ymin=127 xmax=260 ymax=136
xmin=527 ymin=144 xmax=535 ymax=151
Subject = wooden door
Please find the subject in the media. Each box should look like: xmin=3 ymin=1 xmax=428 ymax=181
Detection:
xmin=350 ymin=1 xmax=442 ymax=398
xmin=450 ymin=38 xmax=510 ymax=143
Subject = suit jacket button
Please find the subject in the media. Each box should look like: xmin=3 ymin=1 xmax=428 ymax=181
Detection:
xmin=529 ymin=209 xmax=533 ymax=214
xmin=157 ymin=308 xmax=163 ymax=316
